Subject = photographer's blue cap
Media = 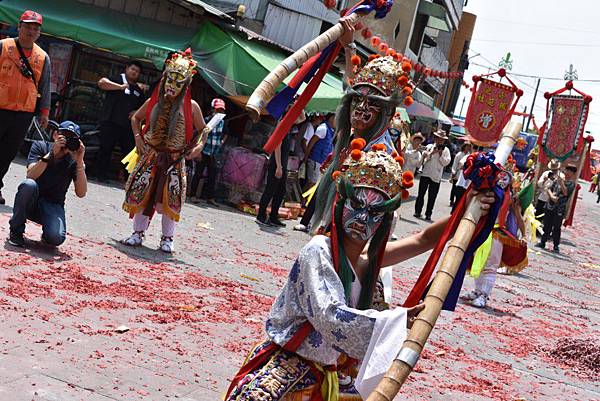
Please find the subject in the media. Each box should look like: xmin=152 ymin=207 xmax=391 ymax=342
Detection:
xmin=58 ymin=121 xmax=81 ymax=137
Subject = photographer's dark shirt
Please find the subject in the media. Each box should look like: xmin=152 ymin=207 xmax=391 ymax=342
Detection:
xmin=546 ymin=180 xmax=575 ymax=216
xmin=27 ymin=141 xmax=77 ymax=205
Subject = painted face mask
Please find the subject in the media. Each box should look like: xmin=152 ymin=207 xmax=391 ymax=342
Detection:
xmin=342 ymin=187 xmax=387 ymax=241
xmin=163 ymin=71 xmax=186 ymax=98
xmin=350 ymin=86 xmax=383 ymax=133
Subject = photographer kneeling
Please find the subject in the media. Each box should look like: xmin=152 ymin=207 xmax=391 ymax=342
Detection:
xmin=8 ymin=121 xmax=87 ymax=247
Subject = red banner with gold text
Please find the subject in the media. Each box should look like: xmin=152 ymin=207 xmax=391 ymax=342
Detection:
xmin=542 ymin=95 xmax=588 ymax=161
xmin=465 ymin=78 xmax=517 ymax=146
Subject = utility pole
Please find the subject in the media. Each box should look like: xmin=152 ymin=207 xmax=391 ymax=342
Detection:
xmin=526 ymin=78 xmax=540 ymax=132
xmin=459 ymin=96 xmax=466 ymax=117
xmin=522 ymin=106 xmax=527 ymax=127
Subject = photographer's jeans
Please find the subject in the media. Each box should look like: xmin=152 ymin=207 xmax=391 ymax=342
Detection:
xmin=9 ymin=179 xmax=67 ymax=246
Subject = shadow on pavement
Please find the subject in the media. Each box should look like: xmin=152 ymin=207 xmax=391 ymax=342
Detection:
xmin=106 ymin=238 xmax=191 ymax=266
xmin=3 ymin=239 xmax=73 ymax=262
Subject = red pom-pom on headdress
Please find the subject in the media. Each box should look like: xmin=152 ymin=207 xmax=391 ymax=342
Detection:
xmin=351 ymin=55 xmax=362 ymax=66
xmin=350 ymin=138 xmax=367 ymax=150
xmin=401 ymin=62 xmax=412 ymax=73
xmin=332 ymin=170 xmax=342 ymax=180
xmin=403 ymin=96 xmax=414 ymax=107
xmin=402 ymin=171 xmax=414 ymax=181
xmin=368 ymin=54 xmax=380 ymax=62
xmin=395 ymin=156 xmax=405 ymax=166
xmin=401 ymin=189 xmax=410 ymax=200
xmin=372 ymin=143 xmax=388 ymax=152
xmin=398 ymin=75 xmax=409 ymax=87
xmin=402 ymin=86 xmax=413 ymax=96
xmin=350 ymin=149 xmax=363 ymax=161
xmin=402 ymin=179 xmax=414 ymax=189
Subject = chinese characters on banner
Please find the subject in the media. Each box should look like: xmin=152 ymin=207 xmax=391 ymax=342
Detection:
xmin=465 ymin=78 xmax=516 ymax=145
xmin=542 ymin=95 xmax=588 ymax=161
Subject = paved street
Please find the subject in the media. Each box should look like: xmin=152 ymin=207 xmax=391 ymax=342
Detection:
xmin=0 ymin=158 xmax=599 ymax=401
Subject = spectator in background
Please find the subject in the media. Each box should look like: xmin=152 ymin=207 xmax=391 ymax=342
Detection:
xmin=190 ymin=98 xmax=228 ymax=206
xmin=293 ymin=113 xmax=335 ymax=232
xmin=535 ymin=159 xmax=560 ymax=220
xmin=589 ymin=171 xmax=598 ymax=193
xmin=8 ymin=121 xmax=87 ymax=247
xmin=256 ymin=115 xmax=305 ymax=228
xmin=450 ymin=142 xmax=472 ymax=207
xmin=536 ymin=164 xmax=577 ymax=253
xmin=403 ymin=132 xmax=424 ymax=174
xmin=303 ymin=113 xmax=335 ymax=188
xmin=414 ymin=130 xmax=451 ymax=221
xmin=0 ymin=10 xmax=51 ymax=205
xmin=95 ymin=60 xmax=146 ymax=182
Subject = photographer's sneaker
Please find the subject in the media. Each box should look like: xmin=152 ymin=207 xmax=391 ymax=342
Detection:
xmin=8 ymin=230 xmax=25 ymax=247
xmin=122 ymin=231 xmax=144 ymax=246
xmin=159 ymin=236 xmax=174 ymax=253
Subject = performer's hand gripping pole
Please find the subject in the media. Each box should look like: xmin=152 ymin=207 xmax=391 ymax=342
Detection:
xmin=366 ymin=121 xmax=522 ymax=401
xmin=245 ymin=12 xmax=364 ymax=122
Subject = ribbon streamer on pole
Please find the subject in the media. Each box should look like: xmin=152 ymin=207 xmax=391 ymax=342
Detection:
xmin=366 ymin=120 xmax=522 ymax=401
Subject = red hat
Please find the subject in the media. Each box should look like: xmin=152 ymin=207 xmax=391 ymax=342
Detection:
xmin=211 ymin=98 xmax=226 ymax=110
xmin=20 ymin=10 xmax=43 ymax=25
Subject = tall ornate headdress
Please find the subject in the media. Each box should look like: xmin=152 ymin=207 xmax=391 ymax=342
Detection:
xmin=352 ymin=55 xmax=413 ymax=100
xmin=165 ymin=48 xmax=197 ymax=82
xmin=335 ymin=139 xmax=413 ymax=200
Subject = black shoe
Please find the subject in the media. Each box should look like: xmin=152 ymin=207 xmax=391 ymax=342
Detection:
xmin=206 ymin=199 xmax=220 ymax=207
xmin=255 ymin=215 xmax=269 ymax=226
xmin=413 ymin=213 xmax=421 ymax=219
xmin=535 ymin=242 xmax=545 ymax=249
xmin=268 ymin=217 xmax=286 ymax=227
xmin=8 ymin=230 xmax=25 ymax=247
xmin=425 ymin=215 xmax=432 ymax=222
xmin=0 ymin=191 xmax=5 ymax=205
xmin=552 ymin=247 xmax=560 ymax=254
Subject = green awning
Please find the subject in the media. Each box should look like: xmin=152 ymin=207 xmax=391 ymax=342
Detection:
xmin=191 ymin=22 xmax=344 ymax=113
xmin=418 ymin=1 xmax=450 ymax=32
xmin=396 ymin=108 xmax=411 ymax=123
xmin=0 ymin=0 xmax=197 ymax=68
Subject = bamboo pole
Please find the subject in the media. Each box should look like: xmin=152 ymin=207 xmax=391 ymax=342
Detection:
xmin=245 ymin=12 xmax=365 ymax=122
xmin=366 ymin=121 xmax=523 ymax=401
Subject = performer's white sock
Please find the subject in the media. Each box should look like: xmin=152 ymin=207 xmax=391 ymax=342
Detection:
xmin=161 ymin=214 xmax=176 ymax=237
xmin=474 ymin=238 xmax=503 ymax=296
xmin=133 ymin=213 xmax=150 ymax=232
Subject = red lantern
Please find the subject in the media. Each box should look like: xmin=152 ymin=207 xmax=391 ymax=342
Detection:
xmin=355 ymin=21 xmax=365 ymax=31
xmin=565 ymin=80 xmax=574 ymax=90
xmin=370 ymin=36 xmax=381 ymax=47
xmin=424 ymin=68 xmax=431 ymax=77
xmin=324 ymin=0 xmax=336 ymax=9
xmin=414 ymin=63 xmax=422 ymax=73
xmin=361 ymin=28 xmax=372 ymax=39
xmin=379 ymin=42 xmax=389 ymax=53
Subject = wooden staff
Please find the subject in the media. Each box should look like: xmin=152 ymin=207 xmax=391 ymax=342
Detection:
xmin=366 ymin=121 xmax=523 ymax=401
xmin=245 ymin=12 xmax=365 ymax=122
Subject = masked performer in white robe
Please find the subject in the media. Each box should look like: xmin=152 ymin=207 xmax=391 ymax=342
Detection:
xmin=122 ymin=49 xmax=207 ymax=253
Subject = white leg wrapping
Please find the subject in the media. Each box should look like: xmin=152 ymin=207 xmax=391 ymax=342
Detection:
xmin=161 ymin=214 xmax=176 ymax=237
xmin=133 ymin=213 xmax=150 ymax=232
xmin=474 ymin=238 xmax=503 ymax=296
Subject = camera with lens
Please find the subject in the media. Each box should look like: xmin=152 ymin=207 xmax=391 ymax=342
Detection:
xmin=64 ymin=133 xmax=81 ymax=152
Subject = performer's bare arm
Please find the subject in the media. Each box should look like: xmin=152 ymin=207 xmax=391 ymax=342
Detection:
xmin=186 ymin=101 xmax=207 ymax=160
xmin=378 ymin=190 xmax=496 ymax=268
xmin=131 ymin=99 xmax=150 ymax=155
xmin=98 ymin=77 xmax=128 ymax=91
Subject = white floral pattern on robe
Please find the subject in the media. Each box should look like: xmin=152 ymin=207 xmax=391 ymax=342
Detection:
xmin=265 ymin=236 xmax=407 ymax=398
